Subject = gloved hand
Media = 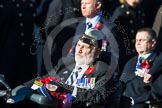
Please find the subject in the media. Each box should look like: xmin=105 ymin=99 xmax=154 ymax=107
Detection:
xmin=120 ymin=96 xmax=132 ymax=107
xmin=130 ymin=97 xmax=134 ymax=105
xmin=7 ymin=85 xmax=34 ymax=104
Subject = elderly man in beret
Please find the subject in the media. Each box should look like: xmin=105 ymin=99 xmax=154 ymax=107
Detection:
xmin=10 ymin=28 xmax=115 ymax=108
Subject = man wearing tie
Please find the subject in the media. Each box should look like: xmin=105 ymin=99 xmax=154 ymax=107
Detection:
xmin=69 ymin=0 xmax=130 ymax=81
xmin=13 ymin=28 xmax=115 ymax=108
xmin=69 ymin=0 xmax=119 ymax=56
xmin=119 ymin=28 xmax=158 ymax=108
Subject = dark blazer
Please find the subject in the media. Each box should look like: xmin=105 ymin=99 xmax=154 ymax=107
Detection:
xmin=68 ymin=16 xmax=127 ymax=79
xmin=69 ymin=16 xmax=137 ymax=79
xmin=149 ymin=52 xmax=162 ymax=79
xmin=149 ymin=52 xmax=162 ymax=99
xmin=111 ymin=2 xmax=148 ymax=75
xmin=111 ymin=2 xmax=148 ymax=52
xmin=71 ymin=17 xmax=118 ymax=47
xmin=120 ymin=52 xmax=157 ymax=106
xmin=24 ymin=57 xmax=114 ymax=107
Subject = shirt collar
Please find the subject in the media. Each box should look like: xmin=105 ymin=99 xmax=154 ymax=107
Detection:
xmin=138 ymin=51 xmax=152 ymax=59
xmin=86 ymin=11 xmax=102 ymax=28
xmin=75 ymin=63 xmax=89 ymax=69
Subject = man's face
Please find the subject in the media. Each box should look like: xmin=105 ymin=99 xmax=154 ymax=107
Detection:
xmin=135 ymin=31 xmax=155 ymax=55
xmin=81 ymin=0 xmax=99 ymax=18
xmin=125 ymin=0 xmax=141 ymax=8
xmin=75 ymin=40 xmax=95 ymax=65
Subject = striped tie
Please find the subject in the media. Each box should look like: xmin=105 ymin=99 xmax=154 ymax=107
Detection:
xmin=136 ymin=57 xmax=142 ymax=70
xmin=67 ymin=67 xmax=82 ymax=85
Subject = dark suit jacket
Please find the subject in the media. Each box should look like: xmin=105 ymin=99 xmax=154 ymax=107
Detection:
xmin=149 ymin=52 xmax=162 ymax=78
xmin=71 ymin=17 xmax=118 ymax=47
xmin=69 ymin=16 xmax=133 ymax=79
xmin=24 ymin=57 xmax=114 ymax=106
xmin=68 ymin=16 xmax=127 ymax=79
xmin=120 ymin=52 xmax=157 ymax=105
xmin=111 ymin=2 xmax=149 ymax=76
xmin=111 ymin=2 xmax=148 ymax=54
xmin=149 ymin=52 xmax=162 ymax=99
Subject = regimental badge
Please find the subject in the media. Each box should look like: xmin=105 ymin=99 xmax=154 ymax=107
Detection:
xmin=46 ymin=84 xmax=58 ymax=91
xmin=63 ymin=71 xmax=68 ymax=74
xmin=101 ymin=39 xmax=107 ymax=51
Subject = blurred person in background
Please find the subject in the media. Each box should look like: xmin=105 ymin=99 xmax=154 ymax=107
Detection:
xmin=0 ymin=0 xmax=37 ymax=88
xmin=111 ymin=0 xmax=148 ymax=75
xmin=152 ymin=4 xmax=162 ymax=54
xmin=45 ymin=0 xmax=82 ymax=67
xmin=68 ymin=0 xmax=132 ymax=81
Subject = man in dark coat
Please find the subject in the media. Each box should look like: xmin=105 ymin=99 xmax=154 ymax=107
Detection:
xmin=69 ymin=0 xmax=119 ymax=54
xmin=120 ymin=28 xmax=158 ymax=108
xmin=111 ymin=0 xmax=148 ymax=73
xmin=43 ymin=0 xmax=82 ymax=67
xmin=0 ymin=0 xmax=37 ymax=88
xmin=12 ymin=29 xmax=116 ymax=108
xmin=68 ymin=0 xmax=129 ymax=79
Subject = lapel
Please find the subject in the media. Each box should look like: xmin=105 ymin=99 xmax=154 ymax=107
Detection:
xmin=120 ymin=56 xmax=138 ymax=83
xmin=81 ymin=21 xmax=86 ymax=32
xmin=73 ymin=20 xmax=86 ymax=44
xmin=124 ymin=52 xmax=157 ymax=83
xmin=127 ymin=56 xmax=138 ymax=81
xmin=145 ymin=52 xmax=157 ymax=64
xmin=77 ymin=20 xmax=86 ymax=34
xmin=81 ymin=60 xmax=108 ymax=79
xmin=58 ymin=59 xmax=76 ymax=82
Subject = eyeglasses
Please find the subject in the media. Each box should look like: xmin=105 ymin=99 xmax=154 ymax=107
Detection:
xmin=135 ymin=39 xmax=150 ymax=43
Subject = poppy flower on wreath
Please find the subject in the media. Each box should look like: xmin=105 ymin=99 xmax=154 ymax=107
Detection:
xmin=86 ymin=63 xmax=95 ymax=75
xmin=39 ymin=76 xmax=60 ymax=85
xmin=141 ymin=60 xmax=150 ymax=69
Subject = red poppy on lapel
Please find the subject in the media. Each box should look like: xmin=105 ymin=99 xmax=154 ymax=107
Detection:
xmin=86 ymin=63 xmax=95 ymax=75
xmin=141 ymin=60 xmax=150 ymax=69
xmin=95 ymin=21 xmax=102 ymax=30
